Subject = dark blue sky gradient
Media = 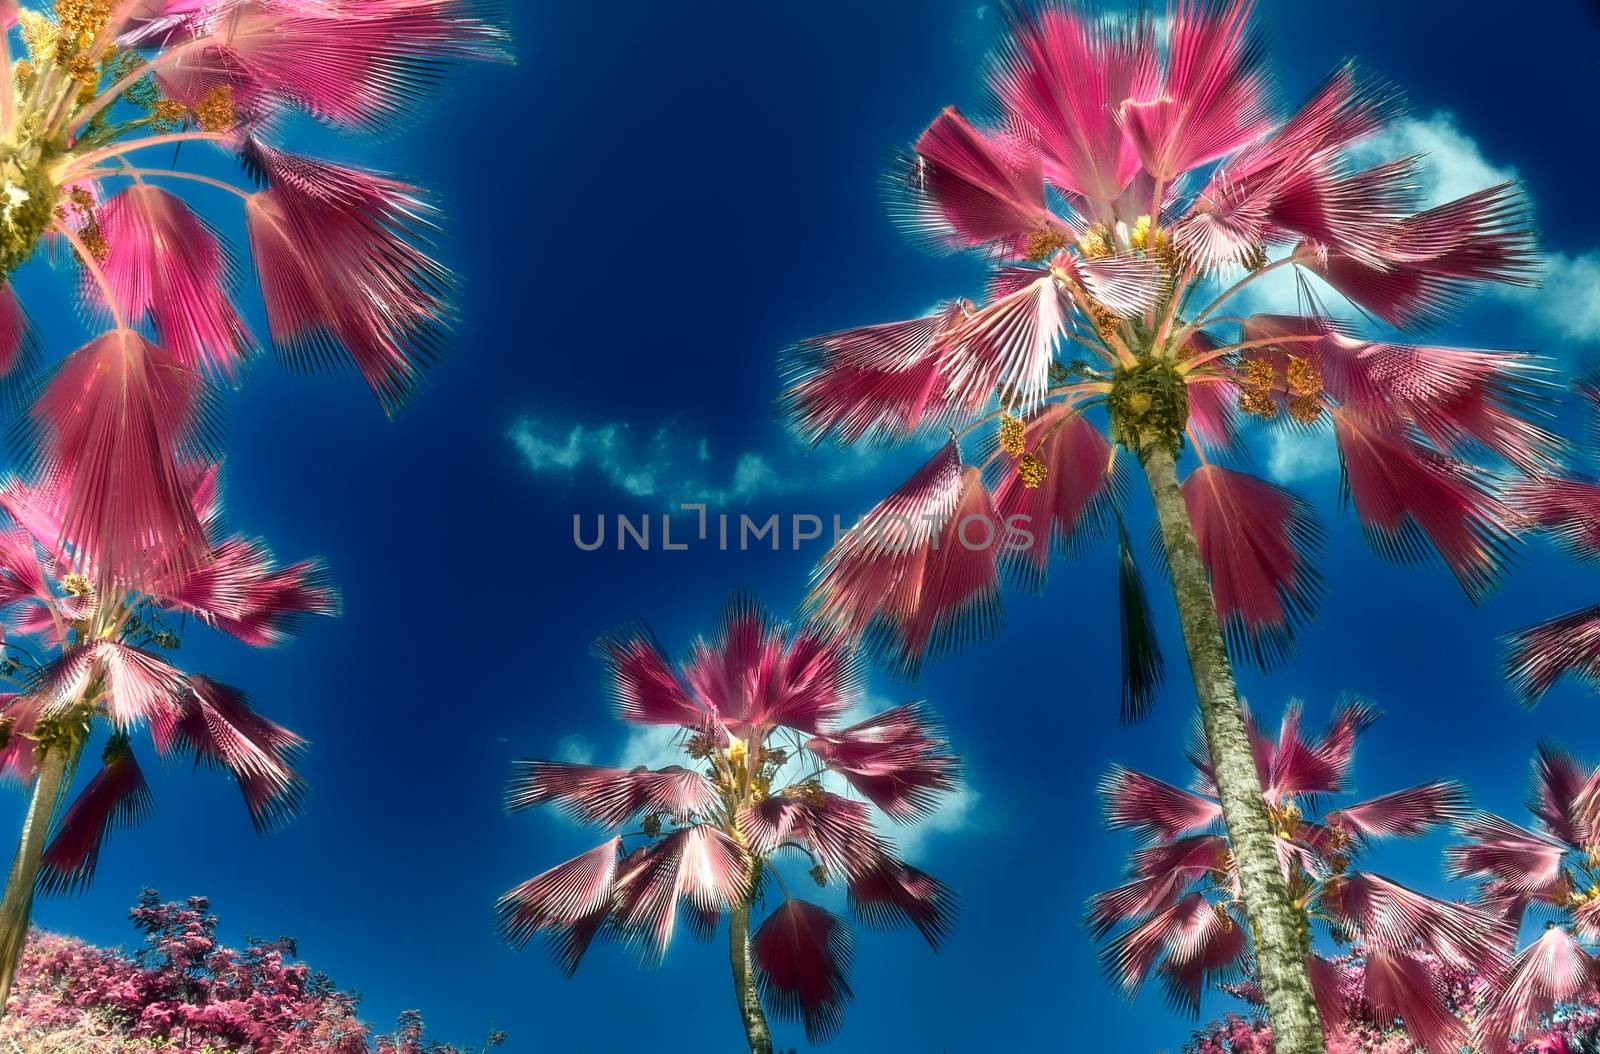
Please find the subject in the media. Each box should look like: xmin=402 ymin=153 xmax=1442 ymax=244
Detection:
xmin=8 ymin=2 xmax=1600 ymax=1051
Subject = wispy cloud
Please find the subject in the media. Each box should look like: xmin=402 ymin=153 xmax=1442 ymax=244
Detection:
xmin=508 ymin=415 xmax=882 ymax=505
xmin=1264 ymin=428 xmax=1339 ymax=485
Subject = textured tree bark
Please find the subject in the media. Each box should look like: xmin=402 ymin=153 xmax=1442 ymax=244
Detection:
xmin=1143 ymin=446 xmax=1326 ymax=1054
xmin=729 ymin=898 xmax=774 ymax=1054
xmin=0 ymin=744 xmax=70 ymax=1018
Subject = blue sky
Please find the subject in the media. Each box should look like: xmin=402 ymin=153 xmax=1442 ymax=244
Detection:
xmin=8 ymin=1 xmax=1600 ymax=1051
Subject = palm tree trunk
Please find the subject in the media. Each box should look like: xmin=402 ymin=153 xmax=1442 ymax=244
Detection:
xmin=729 ymin=897 xmax=773 ymax=1054
xmin=0 ymin=743 xmax=69 ymax=1017
xmin=1142 ymin=446 xmax=1326 ymax=1054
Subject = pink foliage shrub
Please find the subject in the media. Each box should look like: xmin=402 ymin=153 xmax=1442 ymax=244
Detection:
xmin=1187 ymin=949 xmax=1600 ymax=1054
xmin=0 ymin=891 xmax=502 ymax=1054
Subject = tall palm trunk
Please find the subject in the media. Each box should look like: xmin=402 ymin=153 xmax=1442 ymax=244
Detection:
xmin=1143 ymin=446 xmax=1326 ymax=1054
xmin=729 ymin=896 xmax=773 ymax=1054
xmin=0 ymin=743 xmax=70 ymax=1016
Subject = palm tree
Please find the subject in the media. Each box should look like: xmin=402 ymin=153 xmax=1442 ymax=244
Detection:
xmin=496 ymin=595 xmax=960 ymax=1053
xmin=781 ymin=4 xmax=1548 ymax=1049
xmin=1092 ymin=697 xmax=1501 ymax=1053
xmin=0 ymin=466 xmax=338 ymax=1011
xmin=1448 ymin=743 xmax=1600 ymax=1052
xmin=1503 ymin=368 xmax=1600 ymax=706
xmin=0 ymin=0 xmax=504 ymax=1021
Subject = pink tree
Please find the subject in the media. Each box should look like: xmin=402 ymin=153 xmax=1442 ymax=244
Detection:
xmin=1092 ymin=698 xmax=1505 ymax=1053
xmin=782 ymin=3 xmax=1549 ymax=1048
xmin=1502 ymin=368 xmax=1600 ymax=706
xmin=1186 ymin=950 xmax=1492 ymax=1054
xmin=0 ymin=467 xmax=338 ymax=1010
xmin=497 ymin=595 xmax=960 ymax=1054
xmin=2 ymin=890 xmax=501 ymax=1052
xmin=1448 ymin=744 xmax=1600 ymax=1052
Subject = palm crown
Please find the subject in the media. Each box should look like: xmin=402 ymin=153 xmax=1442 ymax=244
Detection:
xmin=1094 ymin=699 xmax=1504 ymax=1053
xmin=1449 ymin=744 xmax=1600 ymax=1052
xmin=787 ymin=0 xmax=1548 ymax=701
xmin=497 ymin=595 xmax=960 ymax=1049
xmin=0 ymin=462 xmax=337 ymax=893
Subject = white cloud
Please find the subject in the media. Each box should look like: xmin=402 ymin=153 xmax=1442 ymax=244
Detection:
xmin=507 ymin=414 xmax=881 ymax=506
xmin=1347 ymin=112 xmax=1517 ymax=209
xmin=555 ymin=734 xmax=596 ymax=766
xmin=1264 ymin=428 xmax=1339 ymax=485
xmin=889 ymin=785 xmax=980 ymax=861
xmin=1507 ymin=251 xmax=1600 ymax=345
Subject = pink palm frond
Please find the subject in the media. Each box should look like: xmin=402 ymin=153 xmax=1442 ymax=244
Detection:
xmin=1183 ymin=343 xmax=1242 ymax=457
xmin=29 ymin=641 xmax=188 ymax=730
xmin=95 ymin=185 xmax=252 ymax=380
xmin=1360 ymin=948 xmax=1469 ymax=1054
xmin=780 ymin=302 xmax=969 ymax=446
xmin=936 ymin=266 xmax=1068 ymax=409
xmin=1156 ymin=895 xmax=1249 ymax=1016
xmin=1502 ymin=606 xmax=1600 ymax=707
xmin=1214 ymin=62 xmax=1403 ymax=192
xmin=808 ymin=440 xmax=1002 ymax=675
xmin=0 ymin=283 xmax=38 ymax=382
xmin=805 ymin=702 xmax=961 ymax=823
xmin=1306 ymin=183 xmax=1538 ymax=330
xmin=1101 ymin=891 xmax=1245 ymax=1009
xmin=1346 ymin=343 xmax=1562 ymax=473
xmin=1526 ymin=742 xmax=1590 ymax=848
xmin=1101 ymin=765 xmax=1222 ymax=842
xmin=897 ymin=107 xmax=1057 ymax=255
xmin=988 ymin=404 xmax=1114 ymax=586
xmin=505 ymin=761 xmax=717 ymax=828
xmin=1114 ymin=0 xmax=1271 ymax=183
xmin=1446 ymin=813 xmax=1570 ymax=897
xmin=0 ymin=527 xmax=57 ymax=617
xmin=154 ymin=535 xmax=339 ymax=645
xmin=1265 ymin=157 xmax=1419 ymax=265
xmin=755 ymin=623 xmax=863 ymax=735
xmin=36 ymin=739 xmax=153 ymax=896
xmin=183 ymin=0 xmax=509 ymax=133
xmin=243 ymin=144 xmax=451 ymax=416
xmin=595 ymin=626 xmax=706 ymax=728
xmin=742 ymin=793 xmax=882 ymax=881
xmin=987 ymin=1 xmax=1156 ymax=210
xmin=611 ymin=825 xmax=748 ymax=962
xmin=680 ymin=593 xmax=861 ymax=736
xmin=1328 ymin=781 xmax=1470 ymax=840
xmin=1182 ymin=465 xmax=1324 ymax=668
xmin=1481 ymin=926 xmax=1595 ymax=1052
xmin=752 ymin=899 xmax=854 ymax=1044
xmin=1086 ymin=871 xmax=1188 ymax=941
xmin=846 ymin=853 xmax=958 ymax=950
xmin=153 ymin=676 xmax=306 ymax=833
xmin=1333 ymin=407 xmax=1516 ymax=603
xmin=495 ymin=837 xmax=621 ymax=969
xmin=1511 ymin=476 xmax=1600 ymax=560
xmin=31 ymin=331 xmax=211 ymax=581
xmin=1321 ymin=871 xmax=1510 ymax=970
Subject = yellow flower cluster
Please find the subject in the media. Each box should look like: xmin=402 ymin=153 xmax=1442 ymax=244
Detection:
xmin=1018 ymin=451 xmax=1048 ymax=489
xmin=1021 ymin=227 xmax=1068 ymax=262
xmin=998 ymin=412 xmax=1026 ymax=457
xmin=1239 ymin=356 xmax=1279 ymax=419
xmin=1078 ymin=223 xmax=1114 ymax=260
